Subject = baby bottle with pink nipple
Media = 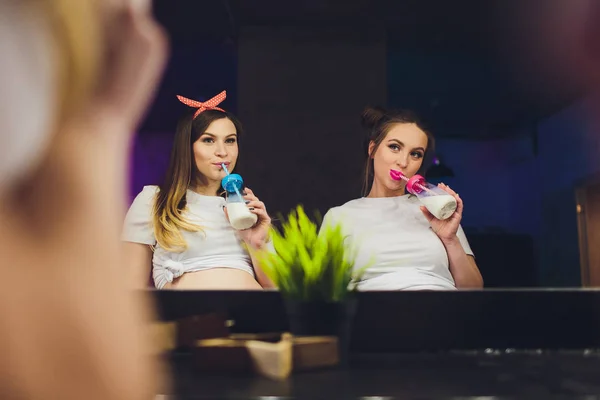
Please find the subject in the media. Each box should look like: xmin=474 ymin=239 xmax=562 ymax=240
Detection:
xmin=390 ymin=169 xmax=457 ymax=220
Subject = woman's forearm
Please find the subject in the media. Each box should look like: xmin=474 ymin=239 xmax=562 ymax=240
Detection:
xmin=249 ymin=255 xmax=276 ymax=289
xmin=248 ymin=240 xmax=276 ymax=289
xmin=443 ymin=237 xmax=483 ymax=289
xmin=3 ymin=123 xmax=165 ymax=399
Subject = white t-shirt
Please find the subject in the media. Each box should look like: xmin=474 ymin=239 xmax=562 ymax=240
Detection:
xmin=121 ymin=185 xmax=255 ymax=289
xmin=321 ymin=195 xmax=474 ymax=291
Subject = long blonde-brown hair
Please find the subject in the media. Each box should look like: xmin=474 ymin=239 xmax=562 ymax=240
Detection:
xmin=152 ymin=108 xmax=244 ymax=252
xmin=43 ymin=0 xmax=102 ymax=127
xmin=361 ymin=106 xmax=436 ymax=196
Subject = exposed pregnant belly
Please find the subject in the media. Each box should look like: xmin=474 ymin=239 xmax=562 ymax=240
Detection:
xmin=164 ymin=267 xmax=262 ymax=290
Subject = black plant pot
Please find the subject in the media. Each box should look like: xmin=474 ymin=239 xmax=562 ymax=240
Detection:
xmin=284 ymin=297 xmax=358 ymax=367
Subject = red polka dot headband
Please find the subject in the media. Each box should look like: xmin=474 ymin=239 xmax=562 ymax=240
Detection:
xmin=176 ymin=90 xmax=227 ymax=119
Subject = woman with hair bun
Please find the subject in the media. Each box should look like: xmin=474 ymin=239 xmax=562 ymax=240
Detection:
xmin=320 ymin=106 xmax=483 ymax=291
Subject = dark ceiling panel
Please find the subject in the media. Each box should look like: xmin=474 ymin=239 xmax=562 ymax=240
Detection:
xmin=145 ymin=0 xmax=587 ymax=138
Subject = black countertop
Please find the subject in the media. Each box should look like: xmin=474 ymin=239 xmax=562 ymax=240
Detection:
xmin=151 ymin=289 xmax=600 ymax=351
xmin=150 ymin=289 xmax=600 ymax=398
xmin=165 ymin=350 xmax=600 ymax=399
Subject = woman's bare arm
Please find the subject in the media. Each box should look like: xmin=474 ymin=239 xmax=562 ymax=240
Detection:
xmin=0 ymin=1 xmax=169 ymax=398
xmin=125 ymin=242 xmax=154 ymax=289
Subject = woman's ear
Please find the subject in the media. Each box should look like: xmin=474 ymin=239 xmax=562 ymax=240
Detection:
xmin=368 ymin=140 xmax=376 ymax=159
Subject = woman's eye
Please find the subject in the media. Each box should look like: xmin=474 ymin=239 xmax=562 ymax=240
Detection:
xmin=389 ymin=144 xmax=400 ymax=151
xmin=411 ymin=152 xmax=424 ymax=158
xmin=202 ymin=138 xmax=214 ymax=143
xmin=225 ymin=138 xmax=236 ymax=144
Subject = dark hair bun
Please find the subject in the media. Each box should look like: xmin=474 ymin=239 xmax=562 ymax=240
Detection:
xmin=361 ymin=106 xmax=388 ymax=129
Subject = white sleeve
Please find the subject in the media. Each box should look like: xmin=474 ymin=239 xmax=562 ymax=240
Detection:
xmin=318 ymin=207 xmax=355 ymax=247
xmin=319 ymin=208 xmax=339 ymax=235
xmin=121 ymin=186 xmax=158 ymax=245
xmin=456 ymin=225 xmax=474 ymax=257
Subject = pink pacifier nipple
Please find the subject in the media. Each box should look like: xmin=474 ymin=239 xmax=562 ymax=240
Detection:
xmin=389 ymin=169 xmax=405 ymax=181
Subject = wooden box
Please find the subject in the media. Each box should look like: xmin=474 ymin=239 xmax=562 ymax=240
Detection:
xmin=192 ymin=333 xmax=339 ymax=380
xmin=149 ymin=314 xmax=339 ymax=380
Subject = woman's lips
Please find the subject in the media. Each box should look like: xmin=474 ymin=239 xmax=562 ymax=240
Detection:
xmin=389 ymin=169 xmax=403 ymax=181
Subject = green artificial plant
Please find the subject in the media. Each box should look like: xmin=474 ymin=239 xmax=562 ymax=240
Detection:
xmin=252 ymin=205 xmax=366 ymax=302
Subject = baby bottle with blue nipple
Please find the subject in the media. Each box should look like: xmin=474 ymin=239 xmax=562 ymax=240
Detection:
xmin=221 ymin=164 xmax=258 ymax=230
